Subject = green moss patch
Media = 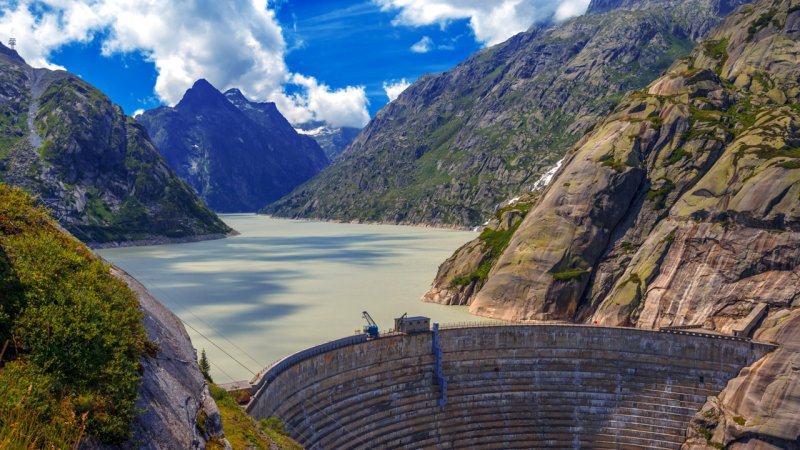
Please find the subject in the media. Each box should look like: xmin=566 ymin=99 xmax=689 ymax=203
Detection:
xmin=551 ymin=267 xmax=591 ymax=281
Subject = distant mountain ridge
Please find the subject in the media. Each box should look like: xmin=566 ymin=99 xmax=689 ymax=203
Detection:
xmin=294 ymin=120 xmax=361 ymax=160
xmin=0 ymin=44 xmax=230 ymax=245
xmin=264 ymin=0 xmax=750 ymax=227
xmin=138 ymin=80 xmax=329 ymax=212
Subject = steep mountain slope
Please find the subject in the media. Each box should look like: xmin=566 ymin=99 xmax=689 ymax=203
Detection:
xmin=265 ymin=0 xmax=749 ymax=226
xmin=0 ymin=44 xmax=230 ymax=245
xmin=138 ymin=81 xmax=329 ymax=212
xmin=430 ymin=0 xmax=800 ymax=323
xmin=295 ymin=120 xmax=361 ymax=160
xmin=426 ymin=2 xmax=800 ymax=444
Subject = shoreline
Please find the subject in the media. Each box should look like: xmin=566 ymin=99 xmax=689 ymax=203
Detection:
xmin=89 ymin=230 xmax=239 ymax=250
xmin=89 ymin=212 xmax=477 ymax=250
xmin=257 ymin=212 xmax=476 ymax=232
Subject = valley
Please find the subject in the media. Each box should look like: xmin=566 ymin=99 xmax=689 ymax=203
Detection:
xmin=1 ymin=0 xmax=798 ymax=448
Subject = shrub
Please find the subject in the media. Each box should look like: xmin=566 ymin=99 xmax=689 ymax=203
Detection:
xmin=0 ymin=183 xmax=147 ymax=443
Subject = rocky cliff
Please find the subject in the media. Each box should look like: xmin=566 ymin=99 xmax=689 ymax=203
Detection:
xmin=264 ymin=0 xmax=749 ymax=226
xmin=427 ymin=0 xmax=800 ymax=321
xmin=426 ymin=0 xmax=800 ymax=445
xmin=0 ymin=45 xmax=231 ymax=245
xmin=138 ymin=81 xmax=329 ymax=212
xmin=84 ymin=267 xmax=232 ymax=450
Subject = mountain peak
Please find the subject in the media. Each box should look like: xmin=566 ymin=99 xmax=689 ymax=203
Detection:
xmin=223 ymin=88 xmax=247 ymax=102
xmin=0 ymin=41 xmax=26 ymax=66
xmin=176 ymin=79 xmax=232 ymax=111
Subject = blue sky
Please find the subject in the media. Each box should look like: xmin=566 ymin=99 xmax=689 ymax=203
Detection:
xmin=275 ymin=1 xmax=480 ymax=116
xmin=45 ymin=1 xmax=481 ymax=119
xmin=1 ymin=0 xmax=590 ymax=127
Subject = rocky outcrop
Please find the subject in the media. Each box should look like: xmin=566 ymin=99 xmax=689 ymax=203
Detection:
xmin=422 ymin=193 xmax=539 ymax=306
xmin=138 ymin=80 xmax=329 ymax=212
xmin=265 ymin=0 xmax=749 ymax=227
xmin=683 ymin=309 xmax=800 ymax=449
xmin=428 ymin=0 xmax=800 ymax=324
xmin=82 ymin=268 xmax=232 ymax=450
xmin=0 ymin=45 xmax=231 ymax=245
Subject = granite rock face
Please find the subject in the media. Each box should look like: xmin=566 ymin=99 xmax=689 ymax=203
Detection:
xmin=138 ymin=81 xmax=329 ymax=212
xmin=683 ymin=310 xmax=800 ymax=449
xmin=265 ymin=0 xmax=747 ymax=227
xmin=81 ymin=268 xmax=232 ymax=450
xmin=0 ymin=45 xmax=231 ymax=245
xmin=427 ymin=0 xmax=800 ymax=325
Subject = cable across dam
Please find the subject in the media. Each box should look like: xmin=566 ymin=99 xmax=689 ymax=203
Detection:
xmin=246 ymin=324 xmax=775 ymax=449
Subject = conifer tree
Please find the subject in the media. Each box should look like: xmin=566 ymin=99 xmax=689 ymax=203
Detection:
xmin=199 ymin=349 xmax=212 ymax=383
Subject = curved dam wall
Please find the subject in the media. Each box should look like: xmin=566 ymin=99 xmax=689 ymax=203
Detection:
xmin=248 ymin=325 xmax=774 ymax=450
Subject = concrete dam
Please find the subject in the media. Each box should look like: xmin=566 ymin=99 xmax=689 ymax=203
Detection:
xmin=246 ymin=324 xmax=774 ymax=449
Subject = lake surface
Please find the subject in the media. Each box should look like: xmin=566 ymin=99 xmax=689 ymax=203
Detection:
xmin=98 ymin=214 xmax=479 ymax=383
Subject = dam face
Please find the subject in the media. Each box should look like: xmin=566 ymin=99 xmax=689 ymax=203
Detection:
xmin=247 ymin=325 xmax=773 ymax=449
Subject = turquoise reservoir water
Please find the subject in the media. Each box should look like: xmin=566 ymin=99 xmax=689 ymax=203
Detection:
xmin=98 ymin=214 xmax=478 ymax=383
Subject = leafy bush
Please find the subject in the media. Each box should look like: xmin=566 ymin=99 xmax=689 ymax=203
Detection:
xmin=0 ymin=183 xmax=147 ymax=443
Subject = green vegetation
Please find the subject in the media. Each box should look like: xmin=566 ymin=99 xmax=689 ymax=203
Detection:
xmin=209 ymin=384 xmax=302 ymax=450
xmin=661 ymin=230 xmax=677 ymax=244
xmin=622 ymin=273 xmax=642 ymax=286
xmin=747 ymin=9 xmax=778 ymax=41
xmin=259 ymin=417 xmax=304 ymax=450
xmin=733 ymin=416 xmax=746 ymax=426
xmin=778 ymin=159 xmax=800 ymax=169
xmin=452 ymin=222 xmax=521 ymax=287
xmin=0 ymin=184 xmax=148 ymax=444
xmin=0 ymin=107 xmax=28 ymax=155
xmin=666 ymin=148 xmax=691 ymax=166
xmin=27 ymin=76 xmax=230 ymax=244
xmin=645 ymin=179 xmax=676 ymax=210
xmin=619 ymin=241 xmax=637 ymax=254
xmin=703 ymin=39 xmax=729 ymax=71
xmin=551 ymin=268 xmax=591 ymax=282
xmin=601 ymin=157 xmax=627 ymax=172
xmin=199 ymin=349 xmax=212 ymax=383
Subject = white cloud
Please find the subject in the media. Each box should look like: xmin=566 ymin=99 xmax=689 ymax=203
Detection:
xmin=0 ymin=0 xmax=370 ymax=127
xmin=554 ymin=0 xmax=591 ymax=21
xmin=410 ymin=36 xmax=433 ymax=53
xmin=132 ymin=108 xmax=144 ymax=117
xmin=274 ymin=74 xmax=370 ymax=128
xmin=375 ymin=0 xmax=592 ymax=46
xmin=383 ymin=79 xmax=411 ymax=101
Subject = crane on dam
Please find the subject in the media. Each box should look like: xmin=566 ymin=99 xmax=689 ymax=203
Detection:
xmin=362 ymin=311 xmax=379 ymax=338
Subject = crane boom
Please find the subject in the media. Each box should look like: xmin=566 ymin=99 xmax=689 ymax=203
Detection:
xmin=362 ymin=311 xmax=379 ymax=338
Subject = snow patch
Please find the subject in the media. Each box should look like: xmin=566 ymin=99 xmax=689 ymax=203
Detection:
xmin=531 ymin=157 xmax=564 ymax=191
xmin=295 ymin=126 xmax=328 ymax=136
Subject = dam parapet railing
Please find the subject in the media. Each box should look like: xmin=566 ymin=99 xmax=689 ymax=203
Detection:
xmin=242 ymin=321 xmax=777 ymax=413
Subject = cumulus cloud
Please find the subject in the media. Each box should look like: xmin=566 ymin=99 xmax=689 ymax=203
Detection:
xmin=274 ymin=75 xmax=370 ymax=128
xmin=132 ymin=108 xmax=144 ymax=117
xmin=375 ymin=0 xmax=592 ymax=46
xmin=0 ymin=0 xmax=370 ymax=127
xmin=410 ymin=36 xmax=433 ymax=53
xmin=383 ymin=79 xmax=411 ymax=101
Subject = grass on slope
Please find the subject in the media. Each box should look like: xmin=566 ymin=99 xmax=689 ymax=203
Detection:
xmin=209 ymin=384 xmax=302 ymax=450
xmin=0 ymin=183 xmax=148 ymax=446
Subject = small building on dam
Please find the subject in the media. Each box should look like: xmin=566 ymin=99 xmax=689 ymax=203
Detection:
xmin=244 ymin=323 xmax=775 ymax=449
